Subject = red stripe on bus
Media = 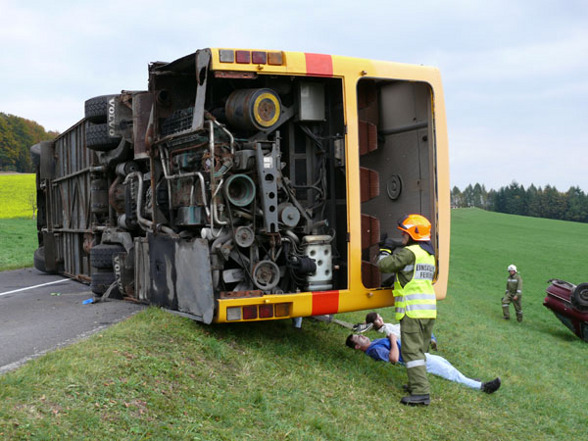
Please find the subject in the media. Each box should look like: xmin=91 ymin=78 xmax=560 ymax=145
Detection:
xmin=312 ymin=290 xmax=339 ymax=315
xmin=305 ymin=53 xmax=333 ymax=77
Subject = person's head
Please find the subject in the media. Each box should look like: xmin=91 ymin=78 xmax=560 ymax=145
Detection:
xmin=365 ymin=312 xmax=384 ymax=330
xmin=508 ymin=264 xmax=517 ymax=275
xmin=397 ymin=214 xmax=431 ymax=243
xmin=346 ymin=334 xmax=371 ymax=351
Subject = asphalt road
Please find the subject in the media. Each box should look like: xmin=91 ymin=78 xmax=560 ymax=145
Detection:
xmin=0 ymin=268 xmax=145 ymax=374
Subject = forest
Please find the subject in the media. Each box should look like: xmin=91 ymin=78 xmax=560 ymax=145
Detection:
xmin=452 ymin=182 xmax=588 ymax=223
xmin=0 ymin=113 xmax=58 ymax=173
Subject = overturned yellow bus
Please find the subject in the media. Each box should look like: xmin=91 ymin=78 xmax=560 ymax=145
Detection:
xmin=31 ymin=48 xmax=450 ymax=324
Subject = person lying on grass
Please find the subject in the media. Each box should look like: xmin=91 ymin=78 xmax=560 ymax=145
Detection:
xmin=346 ymin=333 xmax=501 ymax=396
xmin=364 ymin=312 xmax=438 ymax=351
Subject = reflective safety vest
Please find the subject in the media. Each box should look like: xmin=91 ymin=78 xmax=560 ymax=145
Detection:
xmin=393 ymin=244 xmax=437 ymax=321
xmin=506 ymin=273 xmax=522 ymax=295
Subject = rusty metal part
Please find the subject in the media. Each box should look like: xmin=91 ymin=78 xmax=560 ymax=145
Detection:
xmin=109 ymin=176 xmax=126 ymax=214
xmin=214 ymin=71 xmax=257 ymax=79
xmin=219 ymin=290 xmax=263 ymax=299
xmin=83 ymin=233 xmax=94 ymax=255
xmin=132 ymin=92 xmax=153 ymax=159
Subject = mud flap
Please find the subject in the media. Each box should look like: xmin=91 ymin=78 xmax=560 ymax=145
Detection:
xmin=147 ymin=234 xmax=215 ymax=324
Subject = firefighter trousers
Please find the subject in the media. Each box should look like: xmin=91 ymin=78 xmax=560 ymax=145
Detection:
xmin=502 ymin=292 xmax=522 ymax=320
xmin=400 ymin=316 xmax=435 ymax=395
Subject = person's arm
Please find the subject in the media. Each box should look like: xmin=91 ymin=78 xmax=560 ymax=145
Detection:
xmin=388 ymin=333 xmax=400 ymax=364
xmin=383 ymin=323 xmax=401 ymax=339
xmin=377 ymin=247 xmax=413 ymax=274
xmin=514 ymin=275 xmax=523 ymax=300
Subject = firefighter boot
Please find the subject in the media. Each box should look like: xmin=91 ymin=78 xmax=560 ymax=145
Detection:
xmin=400 ymin=394 xmax=430 ymax=406
xmin=502 ymin=305 xmax=510 ymax=320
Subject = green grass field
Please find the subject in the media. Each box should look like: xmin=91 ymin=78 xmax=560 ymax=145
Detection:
xmin=0 ymin=208 xmax=586 ymax=440
xmin=0 ymin=218 xmax=37 ymax=270
xmin=0 ymin=174 xmax=38 ymax=270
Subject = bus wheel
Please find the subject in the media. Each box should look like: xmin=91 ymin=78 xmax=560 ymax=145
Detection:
xmin=84 ymin=95 xmax=117 ymax=124
xmin=33 ymin=247 xmax=56 ymax=274
xmin=90 ymin=269 xmax=116 ymax=296
xmin=86 ymin=123 xmax=121 ymax=151
xmin=90 ymin=244 xmax=124 ymax=269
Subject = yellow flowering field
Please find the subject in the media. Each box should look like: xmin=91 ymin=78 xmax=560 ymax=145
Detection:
xmin=0 ymin=173 xmax=37 ymax=219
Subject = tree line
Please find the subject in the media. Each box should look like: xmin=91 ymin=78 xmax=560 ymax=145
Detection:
xmin=0 ymin=113 xmax=59 ymax=173
xmin=3 ymin=111 xmax=588 ymax=223
xmin=452 ymin=182 xmax=588 ymax=223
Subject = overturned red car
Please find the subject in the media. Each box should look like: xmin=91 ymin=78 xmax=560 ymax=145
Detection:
xmin=544 ymin=279 xmax=588 ymax=342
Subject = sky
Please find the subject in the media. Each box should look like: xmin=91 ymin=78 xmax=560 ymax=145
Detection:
xmin=1 ymin=0 xmax=587 ymax=192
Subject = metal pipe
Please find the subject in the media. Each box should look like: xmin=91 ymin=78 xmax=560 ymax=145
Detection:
xmin=211 ymin=178 xmax=227 ymax=229
xmin=51 ymin=165 xmax=105 ymax=183
xmin=208 ymin=120 xmax=227 ymax=230
xmin=210 ymin=117 xmax=235 ymax=155
xmin=43 ymin=227 xmax=93 ymax=234
xmin=205 ymin=110 xmax=235 ymax=155
xmin=284 ymin=229 xmax=300 ymax=245
xmin=158 ymin=146 xmax=210 ymax=217
xmin=124 ymin=171 xmax=178 ymax=237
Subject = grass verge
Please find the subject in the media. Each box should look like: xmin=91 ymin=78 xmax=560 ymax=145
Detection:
xmin=0 ymin=208 xmax=587 ymax=440
xmin=0 ymin=218 xmax=37 ymax=270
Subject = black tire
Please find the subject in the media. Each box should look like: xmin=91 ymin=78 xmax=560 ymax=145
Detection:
xmin=33 ymin=247 xmax=47 ymax=273
xmin=85 ymin=95 xmax=117 ymax=124
xmin=33 ymin=246 xmax=58 ymax=274
xmin=90 ymin=244 xmax=124 ymax=269
xmin=90 ymin=269 xmax=116 ymax=295
xmin=86 ymin=123 xmax=121 ymax=151
xmin=571 ymin=283 xmax=588 ymax=311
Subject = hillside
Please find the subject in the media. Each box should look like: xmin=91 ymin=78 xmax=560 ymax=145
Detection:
xmin=0 ymin=208 xmax=586 ymax=440
xmin=0 ymin=113 xmax=58 ymax=173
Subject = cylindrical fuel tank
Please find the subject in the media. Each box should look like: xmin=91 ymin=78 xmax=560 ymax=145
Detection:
xmin=225 ymin=88 xmax=282 ymax=131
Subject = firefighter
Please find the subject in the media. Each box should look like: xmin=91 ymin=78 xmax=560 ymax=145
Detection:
xmin=502 ymin=264 xmax=523 ymax=322
xmin=378 ymin=214 xmax=436 ymax=406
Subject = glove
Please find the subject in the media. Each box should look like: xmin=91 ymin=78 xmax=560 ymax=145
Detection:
xmin=379 ymin=236 xmax=403 ymax=254
xmin=378 ymin=249 xmax=391 ymax=263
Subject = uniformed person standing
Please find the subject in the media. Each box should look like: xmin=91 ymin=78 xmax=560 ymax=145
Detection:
xmin=502 ymin=264 xmax=523 ymax=322
xmin=378 ymin=214 xmax=437 ymax=406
